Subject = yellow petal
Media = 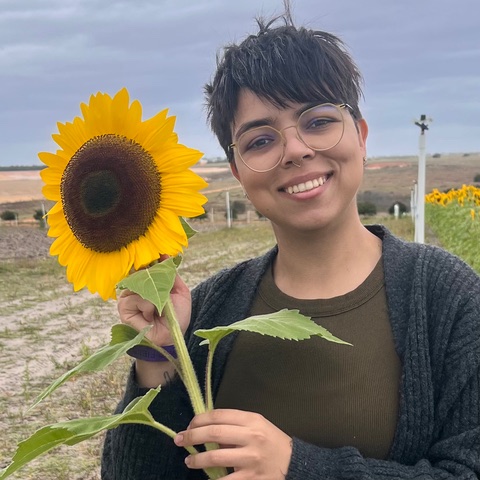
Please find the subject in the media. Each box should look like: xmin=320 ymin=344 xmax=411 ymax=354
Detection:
xmin=42 ymin=183 xmax=61 ymax=201
xmin=40 ymin=166 xmax=64 ymax=184
xmin=38 ymin=152 xmax=69 ymax=169
xmin=155 ymin=146 xmax=204 ymax=172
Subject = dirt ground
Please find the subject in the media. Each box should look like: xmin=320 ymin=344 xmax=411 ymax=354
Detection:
xmin=0 ymin=225 xmax=53 ymax=259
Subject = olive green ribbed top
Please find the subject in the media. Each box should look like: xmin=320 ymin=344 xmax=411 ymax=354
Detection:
xmin=215 ymin=258 xmax=401 ymax=460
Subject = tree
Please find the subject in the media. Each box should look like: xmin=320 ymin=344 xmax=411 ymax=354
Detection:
xmin=0 ymin=210 xmax=16 ymax=221
xmin=194 ymin=210 xmax=209 ymax=220
xmin=231 ymin=200 xmax=246 ymax=215
xmin=33 ymin=209 xmax=44 ymax=221
xmin=357 ymin=201 xmax=377 ymax=216
xmin=226 ymin=200 xmax=246 ymax=220
xmin=388 ymin=202 xmax=408 ymax=215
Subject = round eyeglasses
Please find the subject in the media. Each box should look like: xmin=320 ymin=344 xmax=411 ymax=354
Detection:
xmin=229 ymin=103 xmax=353 ymax=173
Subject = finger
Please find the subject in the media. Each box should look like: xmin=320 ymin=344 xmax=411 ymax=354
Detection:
xmin=175 ymin=425 xmax=248 ymax=448
xmin=119 ymin=289 xmax=136 ymax=298
xmin=136 ymin=298 xmax=159 ymax=323
xmin=188 ymin=409 xmax=258 ymax=429
xmin=184 ymin=448 xmax=249 ymax=471
xmin=120 ymin=295 xmax=158 ymax=323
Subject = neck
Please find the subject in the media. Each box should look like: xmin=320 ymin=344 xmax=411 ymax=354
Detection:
xmin=271 ymin=220 xmax=382 ymax=299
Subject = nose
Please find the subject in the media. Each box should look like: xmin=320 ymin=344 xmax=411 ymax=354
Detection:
xmin=279 ymin=125 xmax=315 ymax=168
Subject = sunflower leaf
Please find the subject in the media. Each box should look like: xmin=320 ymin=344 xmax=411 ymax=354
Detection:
xmin=0 ymin=388 xmax=160 ymax=479
xmin=180 ymin=217 xmax=197 ymax=240
xmin=30 ymin=324 xmax=151 ymax=410
xmin=195 ymin=309 xmax=352 ymax=349
xmin=117 ymin=259 xmax=177 ymax=313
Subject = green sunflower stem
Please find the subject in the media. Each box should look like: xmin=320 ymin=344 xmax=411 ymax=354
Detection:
xmin=150 ymin=421 xmax=224 ymax=480
xmin=205 ymin=345 xmax=216 ymax=412
xmin=163 ymin=298 xmax=228 ymax=479
xmin=164 ymin=298 xmax=205 ymax=415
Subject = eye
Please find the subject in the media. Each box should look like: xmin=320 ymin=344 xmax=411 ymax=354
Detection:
xmin=246 ymin=136 xmax=274 ymax=150
xmin=300 ymin=105 xmax=343 ymax=132
xmin=240 ymin=128 xmax=279 ymax=154
xmin=306 ymin=117 xmax=333 ymax=130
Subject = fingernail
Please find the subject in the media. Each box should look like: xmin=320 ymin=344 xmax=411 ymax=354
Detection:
xmin=174 ymin=434 xmax=183 ymax=445
xmin=184 ymin=455 xmax=191 ymax=466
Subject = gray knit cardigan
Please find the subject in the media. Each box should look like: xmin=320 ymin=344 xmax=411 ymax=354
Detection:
xmin=101 ymin=225 xmax=480 ymax=479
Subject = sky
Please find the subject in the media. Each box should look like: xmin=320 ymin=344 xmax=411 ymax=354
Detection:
xmin=0 ymin=0 xmax=479 ymax=167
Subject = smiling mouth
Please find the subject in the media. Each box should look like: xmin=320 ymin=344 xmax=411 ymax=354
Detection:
xmin=283 ymin=174 xmax=331 ymax=194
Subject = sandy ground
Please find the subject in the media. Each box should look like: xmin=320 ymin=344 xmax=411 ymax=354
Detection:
xmin=0 ymin=226 xmax=117 ymax=403
xmin=0 ymin=167 xmax=231 ymax=204
xmin=0 ymin=226 xmax=120 ymax=478
xmin=0 ymin=171 xmax=45 ymax=203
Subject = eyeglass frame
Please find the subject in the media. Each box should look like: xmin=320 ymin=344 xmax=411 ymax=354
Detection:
xmin=228 ymin=103 xmax=355 ymax=173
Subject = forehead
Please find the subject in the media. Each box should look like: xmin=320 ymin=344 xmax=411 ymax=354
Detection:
xmin=232 ymin=90 xmax=300 ymax=132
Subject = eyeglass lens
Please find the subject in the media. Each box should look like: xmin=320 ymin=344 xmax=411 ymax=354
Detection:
xmin=236 ymin=103 xmax=346 ymax=172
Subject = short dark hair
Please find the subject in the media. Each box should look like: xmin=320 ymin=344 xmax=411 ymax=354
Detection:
xmin=205 ymin=14 xmax=364 ymax=161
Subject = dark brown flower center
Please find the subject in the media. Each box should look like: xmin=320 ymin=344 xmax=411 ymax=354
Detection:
xmin=61 ymin=134 xmax=161 ymax=253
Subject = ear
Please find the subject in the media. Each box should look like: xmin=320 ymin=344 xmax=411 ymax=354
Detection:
xmin=357 ymin=118 xmax=368 ymax=151
xmin=229 ymin=159 xmax=241 ymax=182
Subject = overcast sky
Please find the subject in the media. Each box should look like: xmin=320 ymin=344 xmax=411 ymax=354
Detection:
xmin=1 ymin=0 xmax=479 ymax=167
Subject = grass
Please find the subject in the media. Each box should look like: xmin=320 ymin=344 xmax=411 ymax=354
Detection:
xmin=0 ymin=259 xmax=67 ymax=314
xmin=426 ymin=203 xmax=480 ymax=273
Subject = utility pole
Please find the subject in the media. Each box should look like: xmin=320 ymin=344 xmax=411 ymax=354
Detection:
xmin=225 ymin=190 xmax=231 ymax=228
xmin=413 ymin=114 xmax=432 ymax=243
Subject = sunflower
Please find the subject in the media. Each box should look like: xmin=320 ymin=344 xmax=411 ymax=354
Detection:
xmin=39 ymin=88 xmax=208 ymax=300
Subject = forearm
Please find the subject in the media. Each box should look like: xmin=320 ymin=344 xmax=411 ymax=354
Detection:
xmin=134 ymin=359 xmax=176 ymax=388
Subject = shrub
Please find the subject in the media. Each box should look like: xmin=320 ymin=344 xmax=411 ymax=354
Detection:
xmin=225 ymin=209 xmax=237 ymax=220
xmin=388 ymin=202 xmax=408 ymax=215
xmin=225 ymin=200 xmax=247 ymax=220
xmin=194 ymin=211 xmax=209 ymax=220
xmin=357 ymin=201 xmax=377 ymax=216
xmin=0 ymin=210 xmax=16 ymax=221
xmin=231 ymin=200 xmax=246 ymax=215
xmin=33 ymin=209 xmax=44 ymax=221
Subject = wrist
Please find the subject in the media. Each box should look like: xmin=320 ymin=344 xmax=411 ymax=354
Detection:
xmin=127 ymin=344 xmax=177 ymax=362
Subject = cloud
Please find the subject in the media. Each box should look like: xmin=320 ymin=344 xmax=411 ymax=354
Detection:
xmin=0 ymin=0 xmax=479 ymax=166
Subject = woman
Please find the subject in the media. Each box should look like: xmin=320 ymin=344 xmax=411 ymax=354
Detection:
xmin=101 ymin=11 xmax=480 ymax=480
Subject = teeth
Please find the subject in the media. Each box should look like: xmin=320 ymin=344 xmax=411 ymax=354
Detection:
xmin=285 ymin=175 xmax=328 ymax=194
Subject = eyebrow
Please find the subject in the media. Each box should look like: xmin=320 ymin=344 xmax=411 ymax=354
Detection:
xmin=232 ymin=102 xmax=324 ymax=141
xmin=233 ymin=118 xmax=273 ymax=141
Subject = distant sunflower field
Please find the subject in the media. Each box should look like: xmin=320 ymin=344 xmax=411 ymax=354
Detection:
xmin=426 ymin=184 xmax=480 ymax=273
